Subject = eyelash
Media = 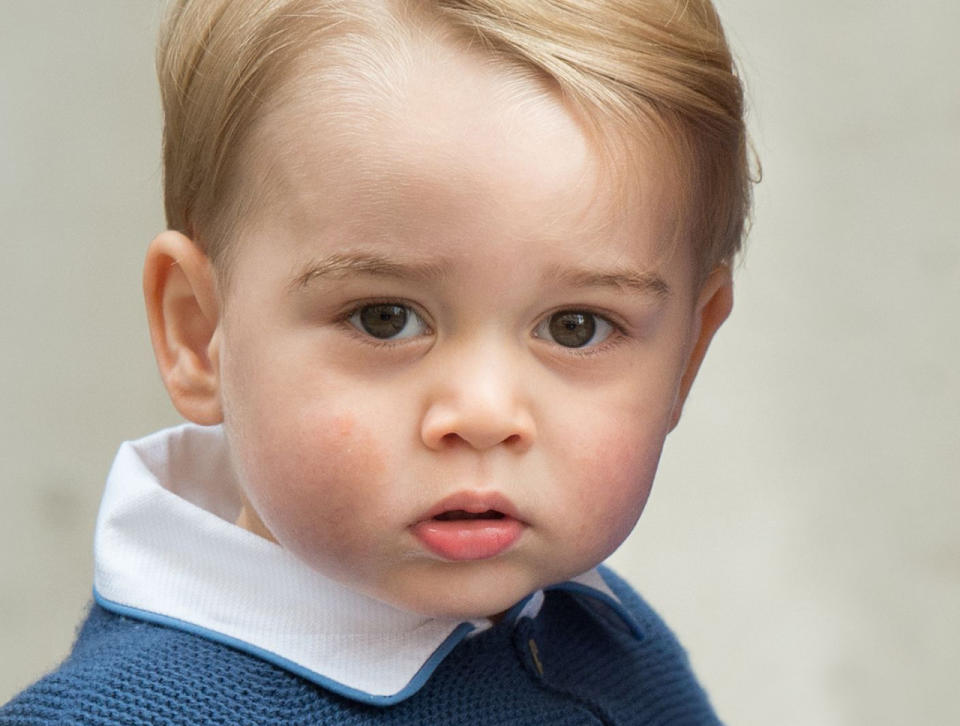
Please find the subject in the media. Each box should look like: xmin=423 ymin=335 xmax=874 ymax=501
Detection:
xmin=336 ymin=301 xmax=628 ymax=355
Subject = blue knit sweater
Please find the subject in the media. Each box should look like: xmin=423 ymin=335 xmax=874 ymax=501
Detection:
xmin=1 ymin=569 xmax=721 ymax=725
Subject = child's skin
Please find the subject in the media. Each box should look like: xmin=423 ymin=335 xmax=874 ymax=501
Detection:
xmin=144 ymin=33 xmax=732 ymax=620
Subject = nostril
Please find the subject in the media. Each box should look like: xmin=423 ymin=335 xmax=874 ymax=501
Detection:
xmin=440 ymin=432 xmax=463 ymax=446
xmin=421 ymin=409 xmax=534 ymax=452
xmin=438 ymin=432 xmax=522 ymax=448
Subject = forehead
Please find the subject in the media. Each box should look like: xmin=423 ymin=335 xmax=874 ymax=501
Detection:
xmin=233 ymin=31 xmax=686 ymax=282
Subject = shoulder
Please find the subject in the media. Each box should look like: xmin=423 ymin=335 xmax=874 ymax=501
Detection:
xmin=532 ymin=566 xmax=723 ymax=725
xmin=596 ymin=564 xmax=681 ymax=639
xmin=0 ymin=604 xmax=344 ymax=725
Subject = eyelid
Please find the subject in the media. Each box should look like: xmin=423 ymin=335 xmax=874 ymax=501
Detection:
xmin=339 ymin=297 xmax=432 ymax=324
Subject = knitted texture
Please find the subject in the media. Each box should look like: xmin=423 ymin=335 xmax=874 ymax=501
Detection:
xmin=1 ymin=569 xmax=722 ymax=725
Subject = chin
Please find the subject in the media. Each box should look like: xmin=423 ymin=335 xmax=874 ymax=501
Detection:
xmin=382 ymin=564 xmax=545 ymax=620
xmin=410 ymin=598 xmax=523 ymax=622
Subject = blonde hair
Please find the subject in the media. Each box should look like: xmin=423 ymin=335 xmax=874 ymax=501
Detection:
xmin=158 ymin=0 xmax=754 ymax=284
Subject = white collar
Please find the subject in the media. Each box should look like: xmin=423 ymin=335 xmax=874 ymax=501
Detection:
xmin=93 ymin=424 xmax=641 ymax=705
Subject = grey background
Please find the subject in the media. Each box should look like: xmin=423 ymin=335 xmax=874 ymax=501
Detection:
xmin=1 ymin=2 xmax=957 ymax=724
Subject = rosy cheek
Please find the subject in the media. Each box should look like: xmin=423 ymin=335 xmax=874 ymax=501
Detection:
xmin=335 ymin=414 xmax=355 ymax=439
xmin=239 ymin=412 xmax=389 ymax=560
xmin=568 ymin=424 xmax=659 ymax=546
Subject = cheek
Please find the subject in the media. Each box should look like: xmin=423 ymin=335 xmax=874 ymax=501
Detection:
xmin=579 ymin=431 xmax=657 ymax=517
xmin=229 ymin=406 xmax=391 ymax=565
xmin=557 ymin=407 xmax=668 ymax=556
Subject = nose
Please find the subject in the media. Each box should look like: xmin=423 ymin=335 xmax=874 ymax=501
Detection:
xmin=420 ymin=342 xmax=536 ymax=453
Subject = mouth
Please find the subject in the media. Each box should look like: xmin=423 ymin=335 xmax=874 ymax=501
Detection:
xmin=412 ymin=493 xmax=525 ymax=561
xmin=432 ymin=509 xmax=506 ymax=522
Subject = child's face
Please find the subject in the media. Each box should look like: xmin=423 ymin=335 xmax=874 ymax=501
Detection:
xmin=206 ymin=44 xmax=726 ymax=618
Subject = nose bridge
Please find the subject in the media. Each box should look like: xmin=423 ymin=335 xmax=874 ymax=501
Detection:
xmin=420 ymin=332 xmax=535 ymax=452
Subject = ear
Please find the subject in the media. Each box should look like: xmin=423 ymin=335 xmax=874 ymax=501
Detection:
xmin=668 ymin=265 xmax=734 ymax=431
xmin=143 ymin=230 xmax=223 ymax=425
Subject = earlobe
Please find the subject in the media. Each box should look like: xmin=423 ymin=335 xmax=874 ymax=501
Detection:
xmin=669 ymin=265 xmax=734 ymax=431
xmin=143 ymin=230 xmax=223 ymax=425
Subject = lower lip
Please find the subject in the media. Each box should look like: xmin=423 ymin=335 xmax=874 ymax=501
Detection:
xmin=411 ymin=518 xmax=524 ymax=561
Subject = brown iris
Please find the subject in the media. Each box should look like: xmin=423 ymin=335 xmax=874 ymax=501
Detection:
xmin=358 ymin=304 xmax=408 ymax=338
xmin=548 ymin=311 xmax=596 ymax=348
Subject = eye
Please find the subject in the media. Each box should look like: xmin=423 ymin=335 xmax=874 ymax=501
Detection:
xmin=534 ymin=310 xmax=614 ymax=349
xmin=348 ymin=303 xmax=428 ymax=340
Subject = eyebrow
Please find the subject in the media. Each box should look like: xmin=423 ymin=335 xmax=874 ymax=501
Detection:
xmin=290 ymin=251 xmax=670 ymax=299
xmin=290 ymin=252 xmax=449 ymax=290
xmin=547 ymin=265 xmax=671 ymax=299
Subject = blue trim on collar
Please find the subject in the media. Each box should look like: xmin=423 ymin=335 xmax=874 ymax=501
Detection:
xmin=93 ymin=587 xmax=478 ymax=707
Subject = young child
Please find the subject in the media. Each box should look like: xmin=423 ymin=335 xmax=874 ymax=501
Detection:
xmin=2 ymin=0 xmax=752 ymax=723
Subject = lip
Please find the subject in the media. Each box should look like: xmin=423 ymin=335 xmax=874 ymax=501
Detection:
xmin=412 ymin=491 xmax=525 ymax=561
xmin=420 ymin=491 xmax=523 ymax=522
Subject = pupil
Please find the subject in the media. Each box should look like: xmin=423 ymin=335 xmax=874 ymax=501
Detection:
xmin=360 ymin=304 xmax=407 ymax=338
xmin=549 ymin=311 xmax=595 ymax=348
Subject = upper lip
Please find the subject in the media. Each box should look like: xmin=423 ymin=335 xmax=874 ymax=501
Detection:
xmin=418 ymin=490 xmax=523 ymax=524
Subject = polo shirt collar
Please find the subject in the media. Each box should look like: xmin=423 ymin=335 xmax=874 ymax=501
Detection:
xmin=93 ymin=424 xmax=641 ymax=705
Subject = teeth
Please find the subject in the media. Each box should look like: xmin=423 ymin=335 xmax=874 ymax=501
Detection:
xmin=434 ymin=509 xmax=505 ymax=521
